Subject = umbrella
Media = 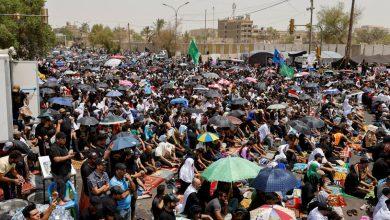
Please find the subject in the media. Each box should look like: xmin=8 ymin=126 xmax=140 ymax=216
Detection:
xmin=185 ymin=108 xmax=204 ymax=114
xmin=46 ymin=77 xmax=58 ymax=83
xmin=104 ymin=58 xmax=122 ymax=67
xmin=323 ymin=88 xmax=340 ymax=95
xmin=80 ymin=85 xmax=96 ymax=92
xmin=287 ymin=120 xmax=310 ymax=134
xmin=226 ymin=116 xmax=242 ymax=125
xmin=202 ymin=72 xmax=220 ymax=79
xmin=204 ymin=90 xmax=221 ymax=98
xmin=300 ymin=116 xmax=325 ymax=129
xmin=197 ymin=132 xmax=219 ymax=143
xmin=117 ymin=85 xmax=131 ymax=91
xmin=106 ymin=90 xmax=123 ymax=97
xmin=231 ymin=98 xmax=249 ymax=105
xmin=255 ymin=82 xmax=267 ymax=90
xmin=170 ymin=98 xmax=189 ymax=107
xmin=42 ymin=108 xmax=60 ymax=117
xmin=208 ymin=115 xmax=234 ymax=128
xmin=208 ymin=83 xmax=223 ymax=90
xmin=40 ymin=88 xmax=55 ymax=95
xmin=288 ymin=85 xmax=302 ymax=91
xmin=218 ymin=79 xmax=231 ymax=86
xmin=303 ymin=83 xmax=318 ymax=88
xmin=49 ymin=97 xmax=73 ymax=107
xmin=202 ymin=156 xmax=261 ymax=182
xmin=119 ymin=80 xmax=133 ymax=86
xmin=190 ymin=75 xmax=203 ymax=80
xmin=294 ymin=72 xmax=310 ymax=78
xmin=42 ymin=81 xmax=59 ymax=88
xmin=95 ymin=82 xmax=109 ymax=89
xmin=267 ymin=104 xmax=287 ymax=110
xmin=104 ymin=74 xmax=120 ymax=81
xmin=193 ymin=85 xmax=209 ymax=91
xmin=244 ymin=77 xmax=257 ymax=83
xmin=37 ymin=112 xmax=53 ymax=119
xmin=63 ymin=70 xmax=77 ymax=75
xmin=111 ymin=55 xmax=125 ymax=59
xmin=100 ymin=114 xmax=126 ymax=125
xmin=251 ymin=168 xmax=299 ymax=193
xmin=77 ymin=116 xmax=99 ymax=126
xmin=250 ymin=205 xmax=296 ymax=220
xmin=111 ymin=136 xmax=140 ymax=151
xmin=343 ymin=80 xmax=355 ymax=85
xmin=228 ymin=110 xmax=246 ymax=117
xmin=298 ymin=94 xmax=311 ymax=101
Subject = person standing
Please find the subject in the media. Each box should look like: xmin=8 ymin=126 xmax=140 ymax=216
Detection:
xmin=87 ymin=159 xmax=110 ymax=218
xmin=49 ymin=132 xmax=74 ymax=205
xmin=0 ymin=150 xmax=24 ymax=199
xmin=109 ymin=163 xmax=136 ymax=220
xmin=159 ymin=193 xmax=179 ymax=220
xmin=152 ymin=184 xmax=166 ymax=220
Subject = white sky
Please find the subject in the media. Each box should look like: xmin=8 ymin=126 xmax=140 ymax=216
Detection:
xmin=46 ymin=0 xmax=390 ymax=32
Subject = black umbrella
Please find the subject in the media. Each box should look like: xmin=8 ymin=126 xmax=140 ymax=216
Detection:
xmin=185 ymin=108 xmax=204 ymax=114
xmin=228 ymin=110 xmax=246 ymax=117
xmin=287 ymin=120 xmax=310 ymax=134
xmin=117 ymin=85 xmax=131 ymax=91
xmin=208 ymin=115 xmax=234 ymax=128
xmin=95 ymin=82 xmax=109 ymax=89
xmin=77 ymin=116 xmax=99 ymax=126
xmin=105 ymin=75 xmax=120 ymax=81
xmin=193 ymin=85 xmax=209 ymax=91
xmin=299 ymin=94 xmax=311 ymax=101
xmin=40 ymin=88 xmax=55 ymax=95
xmin=190 ymin=75 xmax=203 ymax=80
xmin=202 ymin=72 xmax=220 ymax=79
xmin=300 ymin=116 xmax=325 ymax=129
xmin=231 ymin=98 xmax=249 ymax=105
xmin=42 ymin=81 xmax=59 ymax=88
xmin=303 ymin=83 xmax=319 ymax=88
xmin=204 ymin=90 xmax=221 ymax=98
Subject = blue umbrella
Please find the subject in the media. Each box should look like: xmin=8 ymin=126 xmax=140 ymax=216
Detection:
xmin=170 ymin=98 xmax=189 ymax=107
xmin=251 ymin=168 xmax=299 ymax=193
xmin=111 ymin=136 xmax=140 ymax=151
xmin=49 ymin=97 xmax=73 ymax=107
xmin=106 ymin=90 xmax=123 ymax=97
xmin=323 ymin=88 xmax=340 ymax=95
xmin=56 ymin=60 xmax=65 ymax=67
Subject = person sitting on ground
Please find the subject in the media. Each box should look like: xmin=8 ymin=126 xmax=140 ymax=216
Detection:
xmin=155 ymin=135 xmax=179 ymax=167
xmin=373 ymin=199 xmax=390 ymax=220
xmin=158 ymin=193 xmax=180 ymax=220
xmin=205 ymin=191 xmax=229 ymax=220
xmin=22 ymin=201 xmax=57 ymax=220
xmin=0 ymin=150 xmax=24 ymax=199
xmin=307 ymin=153 xmax=335 ymax=184
xmin=344 ymin=158 xmax=376 ymax=199
xmin=307 ymin=204 xmax=334 ymax=220
xmin=373 ymin=187 xmax=390 ymax=217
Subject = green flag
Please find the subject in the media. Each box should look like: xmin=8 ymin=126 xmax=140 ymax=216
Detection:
xmin=188 ymin=39 xmax=200 ymax=65
xmin=279 ymin=63 xmax=294 ymax=78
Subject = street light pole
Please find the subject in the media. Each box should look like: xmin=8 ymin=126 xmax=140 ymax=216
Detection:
xmin=307 ymin=0 xmax=314 ymax=54
xmin=163 ymin=2 xmax=190 ymax=54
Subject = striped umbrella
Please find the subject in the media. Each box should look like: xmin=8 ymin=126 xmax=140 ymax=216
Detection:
xmin=250 ymin=205 xmax=296 ymax=220
xmin=197 ymin=132 xmax=219 ymax=143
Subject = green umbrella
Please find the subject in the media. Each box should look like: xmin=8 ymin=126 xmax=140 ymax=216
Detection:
xmin=201 ymin=156 xmax=261 ymax=182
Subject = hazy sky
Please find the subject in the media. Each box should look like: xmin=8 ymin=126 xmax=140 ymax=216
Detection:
xmin=46 ymin=0 xmax=390 ymax=32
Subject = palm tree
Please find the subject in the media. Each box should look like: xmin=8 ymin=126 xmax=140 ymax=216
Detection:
xmin=153 ymin=19 xmax=166 ymax=36
xmin=141 ymin=26 xmax=152 ymax=43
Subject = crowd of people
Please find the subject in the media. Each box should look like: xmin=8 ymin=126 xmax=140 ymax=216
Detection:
xmin=0 ymin=47 xmax=389 ymax=220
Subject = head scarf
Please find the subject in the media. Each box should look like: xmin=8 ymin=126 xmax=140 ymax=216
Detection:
xmin=179 ymin=158 xmax=195 ymax=183
xmin=306 ymin=162 xmax=320 ymax=185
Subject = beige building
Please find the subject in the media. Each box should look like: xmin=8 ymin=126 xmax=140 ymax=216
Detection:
xmin=218 ymin=15 xmax=253 ymax=43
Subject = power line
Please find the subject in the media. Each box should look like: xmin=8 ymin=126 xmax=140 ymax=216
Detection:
xmin=246 ymin=0 xmax=290 ymax=15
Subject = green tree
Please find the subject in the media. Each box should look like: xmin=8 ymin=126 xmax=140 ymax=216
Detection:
xmin=89 ymin=24 xmax=118 ymax=52
xmin=265 ymin=27 xmax=279 ymax=42
xmin=153 ymin=18 xmax=166 ymax=36
xmin=141 ymin=26 xmax=152 ymax=42
xmin=355 ymin=27 xmax=388 ymax=44
xmin=132 ymin=32 xmax=143 ymax=42
xmin=79 ymin=22 xmax=90 ymax=34
xmin=58 ymin=26 xmax=74 ymax=41
xmin=317 ymin=2 xmax=361 ymax=44
xmin=0 ymin=0 xmax=55 ymax=59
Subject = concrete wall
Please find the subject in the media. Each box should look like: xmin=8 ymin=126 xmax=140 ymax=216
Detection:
xmin=11 ymin=61 xmax=40 ymax=118
xmin=0 ymin=50 xmax=14 ymax=142
xmin=127 ymin=42 xmax=390 ymax=57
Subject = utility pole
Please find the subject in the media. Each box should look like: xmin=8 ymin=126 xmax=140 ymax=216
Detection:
xmin=127 ymin=23 xmax=131 ymax=51
xmin=307 ymin=0 xmax=314 ymax=54
xmin=213 ymin=6 xmax=215 ymax=30
xmin=204 ymin=9 xmax=207 ymax=54
xmin=345 ymin=0 xmax=355 ymax=65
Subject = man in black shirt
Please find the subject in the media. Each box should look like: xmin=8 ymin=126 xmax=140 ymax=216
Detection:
xmin=49 ymin=132 xmax=74 ymax=205
xmin=159 ymin=193 xmax=179 ymax=220
xmin=152 ymin=184 xmax=166 ymax=219
xmin=56 ymin=109 xmax=73 ymax=149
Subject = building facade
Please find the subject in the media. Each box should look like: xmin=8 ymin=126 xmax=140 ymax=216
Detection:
xmin=218 ymin=15 xmax=253 ymax=43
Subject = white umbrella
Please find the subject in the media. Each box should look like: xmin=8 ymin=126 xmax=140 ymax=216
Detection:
xmin=104 ymin=58 xmax=122 ymax=67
